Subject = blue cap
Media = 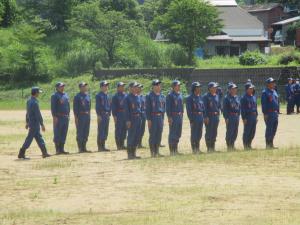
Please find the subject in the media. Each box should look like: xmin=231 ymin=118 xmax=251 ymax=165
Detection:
xmin=191 ymin=82 xmax=201 ymax=88
xmin=100 ymin=80 xmax=109 ymax=87
xmin=31 ymin=87 xmax=42 ymax=95
xmin=152 ymin=79 xmax=161 ymax=86
xmin=228 ymin=83 xmax=238 ymax=89
xmin=79 ymin=82 xmax=88 ymax=88
xmin=288 ymin=78 xmax=293 ymax=81
xmin=208 ymin=82 xmax=218 ymax=89
xmin=55 ymin=82 xmax=65 ymax=88
xmin=117 ymin=82 xmax=126 ymax=87
xmin=129 ymin=81 xmax=139 ymax=88
xmin=247 ymin=79 xmax=252 ymax=83
xmin=245 ymin=83 xmax=255 ymax=90
xmin=265 ymin=77 xmax=276 ymax=84
xmin=137 ymin=83 xmax=144 ymax=88
xmin=172 ymin=80 xmax=181 ymax=86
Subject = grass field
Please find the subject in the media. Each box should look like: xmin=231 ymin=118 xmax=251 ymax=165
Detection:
xmin=1 ymin=109 xmax=300 ymax=225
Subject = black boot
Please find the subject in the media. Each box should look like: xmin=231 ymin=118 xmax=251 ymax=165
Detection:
xmin=102 ymin=141 xmax=110 ymax=151
xmin=116 ymin=140 xmax=121 ymax=150
xmin=40 ymin=146 xmax=51 ymax=158
xmin=127 ymin=147 xmax=135 ymax=160
xmin=60 ymin=143 xmax=69 ymax=154
xmin=82 ymin=142 xmax=91 ymax=152
xmin=266 ymin=140 xmax=272 ymax=149
xmin=150 ymin=145 xmax=155 ymax=157
xmin=211 ymin=142 xmax=216 ymax=152
xmin=18 ymin=148 xmax=29 ymax=159
xmin=206 ymin=141 xmax=213 ymax=153
xmin=120 ymin=140 xmax=126 ymax=150
xmin=155 ymin=144 xmax=163 ymax=157
xmin=196 ymin=142 xmax=201 ymax=154
xmin=169 ymin=145 xmax=175 ymax=156
xmin=55 ymin=143 xmax=61 ymax=155
xmin=78 ymin=141 xmax=84 ymax=153
xmin=191 ymin=141 xmax=196 ymax=154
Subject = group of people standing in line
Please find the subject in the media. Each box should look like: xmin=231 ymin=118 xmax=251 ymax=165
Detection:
xmin=285 ymin=77 xmax=300 ymax=115
xmin=18 ymin=77 xmax=281 ymax=160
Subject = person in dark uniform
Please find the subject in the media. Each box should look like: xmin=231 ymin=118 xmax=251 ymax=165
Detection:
xmin=137 ymin=83 xmax=146 ymax=148
xmin=146 ymin=79 xmax=166 ymax=157
xmin=96 ymin=80 xmax=111 ymax=152
xmin=261 ymin=77 xmax=279 ymax=149
xmin=223 ymin=83 xmax=241 ymax=151
xmin=186 ymin=82 xmax=205 ymax=154
xmin=203 ymin=82 xmax=221 ymax=152
xmin=73 ymin=82 xmax=91 ymax=153
xmin=285 ymin=78 xmax=295 ymax=115
xmin=112 ymin=82 xmax=127 ymax=150
xmin=166 ymin=80 xmax=184 ymax=156
xmin=216 ymin=83 xmax=223 ymax=112
xmin=124 ymin=81 xmax=142 ymax=159
xmin=241 ymin=82 xmax=258 ymax=150
xmin=51 ymin=82 xmax=70 ymax=155
xmin=18 ymin=87 xmax=51 ymax=159
xmin=293 ymin=78 xmax=300 ymax=113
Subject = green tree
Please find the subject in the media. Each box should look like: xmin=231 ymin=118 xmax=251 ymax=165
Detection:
xmin=70 ymin=2 xmax=137 ymax=67
xmin=0 ymin=0 xmax=17 ymax=27
xmin=154 ymin=0 xmax=222 ymax=64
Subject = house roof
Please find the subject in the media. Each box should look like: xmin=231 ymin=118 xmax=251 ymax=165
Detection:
xmin=207 ymin=35 xmax=232 ymax=40
xmin=272 ymin=16 xmax=300 ymax=25
xmin=207 ymin=0 xmax=237 ymax=6
xmin=231 ymin=36 xmax=269 ymax=42
xmin=241 ymin=3 xmax=282 ymax=12
xmin=218 ymin=6 xmax=263 ymax=30
xmin=207 ymin=35 xmax=269 ymax=42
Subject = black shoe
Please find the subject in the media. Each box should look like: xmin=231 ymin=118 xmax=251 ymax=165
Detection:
xmin=18 ymin=148 xmax=30 ymax=159
xmin=55 ymin=143 xmax=61 ymax=155
xmin=40 ymin=146 xmax=51 ymax=158
xmin=59 ymin=143 xmax=69 ymax=154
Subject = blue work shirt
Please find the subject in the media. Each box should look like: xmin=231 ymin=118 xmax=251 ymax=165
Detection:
xmin=261 ymin=88 xmax=279 ymax=114
xmin=285 ymin=84 xmax=294 ymax=100
xmin=51 ymin=91 xmax=70 ymax=117
xmin=26 ymin=97 xmax=44 ymax=128
xmin=203 ymin=92 xmax=221 ymax=118
xmin=124 ymin=93 xmax=142 ymax=122
xmin=145 ymin=91 xmax=166 ymax=120
xmin=140 ymin=94 xmax=146 ymax=118
xmin=166 ymin=91 xmax=184 ymax=117
xmin=223 ymin=94 xmax=241 ymax=119
xmin=73 ymin=92 xmax=91 ymax=117
xmin=112 ymin=91 xmax=127 ymax=117
xmin=186 ymin=93 xmax=205 ymax=122
xmin=95 ymin=91 xmax=111 ymax=115
xmin=240 ymin=93 xmax=258 ymax=120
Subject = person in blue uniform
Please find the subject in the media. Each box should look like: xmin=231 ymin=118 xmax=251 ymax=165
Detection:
xmin=203 ymin=82 xmax=221 ymax=152
xmin=51 ymin=82 xmax=70 ymax=155
xmin=96 ymin=80 xmax=111 ymax=152
xmin=261 ymin=77 xmax=279 ymax=149
xmin=223 ymin=83 xmax=241 ymax=151
xmin=285 ymin=78 xmax=295 ymax=115
xmin=112 ymin=82 xmax=127 ymax=150
xmin=137 ymin=83 xmax=146 ymax=148
xmin=18 ymin=87 xmax=51 ymax=159
xmin=186 ymin=82 xmax=205 ymax=154
xmin=166 ymin=80 xmax=184 ymax=156
xmin=146 ymin=79 xmax=166 ymax=157
xmin=241 ymin=82 xmax=258 ymax=150
xmin=73 ymin=82 xmax=91 ymax=153
xmin=293 ymin=78 xmax=300 ymax=113
xmin=216 ymin=83 xmax=223 ymax=112
xmin=124 ymin=81 xmax=142 ymax=159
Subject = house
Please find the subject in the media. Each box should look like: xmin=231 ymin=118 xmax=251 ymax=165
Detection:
xmin=242 ymin=3 xmax=290 ymax=40
xmin=271 ymin=16 xmax=300 ymax=44
xmin=204 ymin=0 xmax=270 ymax=56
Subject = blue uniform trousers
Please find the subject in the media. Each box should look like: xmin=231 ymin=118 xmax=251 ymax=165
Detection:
xmin=97 ymin=113 xmax=110 ymax=141
xmin=22 ymin=126 xmax=46 ymax=150
xmin=265 ymin=113 xmax=278 ymax=142
xmin=190 ymin=116 xmax=204 ymax=143
xmin=53 ymin=116 xmax=69 ymax=144
xmin=115 ymin=112 xmax=127 ymax=142
xmin=139 ymin=116 xmax=146 ymax=144
xmin=168 ymin=115 xmax=183 ymax=145
xmin=127 ymin=115 xmax=141 ymax=148
xmin=149 ymin=115 xmax=164 ymax=145
xmin=76 ymin=114 xmax=90 ymax=143
xmin=226 ymin=115 xmax=239 ymax=145
xmin=287 ymin=97 xmax=295 ymax=114
xmin=243 ymin=115 xmax=257 ymax=146
xmin=205 ymin=115 xmax=219 ymax=144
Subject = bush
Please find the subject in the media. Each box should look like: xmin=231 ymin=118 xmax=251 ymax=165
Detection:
xmin=239 ymin=51 xmax=267 ymax=66
xmin=278 ymin=52 xmax=300 ymax=65
xmin=165 ymin=44 xmax=189 ymax=66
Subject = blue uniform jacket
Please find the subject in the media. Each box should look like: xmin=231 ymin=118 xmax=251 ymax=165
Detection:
xmin=73 ymin=92 xmax=91 ymax=117
xmin=223 ymin=95 xmax=241 ymax=119
xmin=51 ymin=92 xmax=70 ymax=117
xmin=203 ymin=93 xmax=221 ymax=118
xmin=285 ymin=84 xmax=294 ymax=100
xmin=112 ymin=92 xmax=127 ymax=117
xmin=145 ymin=91 xmax=166 ymax=120
xmin=95 ymin=91 xmax=111 ymax=116
xmin=124 ymin=93 xmax=142 ymax=123
xmin=26 ymin=97 xmax=44 ymax=128
xmin=186 ymin=94 xmax=205 ymax=122
xmin=140 ymin=95 xmax=146 ymax=119
xmin=261 ymin=88 xmax=279 ymax=115
xmin=166 ymin=91 xmax=184 ymax=118
xmin=240 ymin=94 xmax=258 ymax=120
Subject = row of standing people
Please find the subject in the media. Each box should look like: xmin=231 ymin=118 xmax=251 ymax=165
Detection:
xmin=18 ymin=77 xmax=279 ymax=160
xmin=285 ymin=78 xmax=300 ymax=114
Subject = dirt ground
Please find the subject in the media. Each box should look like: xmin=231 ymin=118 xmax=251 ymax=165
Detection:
xmin=0 ymin=110 xmax=300 ymax=225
